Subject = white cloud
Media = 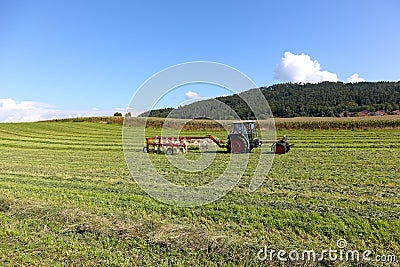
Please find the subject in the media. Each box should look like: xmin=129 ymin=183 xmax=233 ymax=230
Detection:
xmin=347 ymin=73 xmax=365 ymax=83
xmin=184 ymin=91 xmax=201 ymax=99
xmin=274 ymin=52 xmax=338 ymax=83
xmin=0 ymin=99 xmax=55 ymax=122
xmin=0 ymin=98 xmax=140 ymax=122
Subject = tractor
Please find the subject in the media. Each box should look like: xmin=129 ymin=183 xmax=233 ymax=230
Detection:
xmin=228 ymin=121 xmax=261 ymax=153
xmin=228 ymin=121 xmax=291 ymax=154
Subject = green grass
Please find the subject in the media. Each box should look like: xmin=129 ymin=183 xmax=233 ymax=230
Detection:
xmin=0 ymin=122 xmax=399 ymax=266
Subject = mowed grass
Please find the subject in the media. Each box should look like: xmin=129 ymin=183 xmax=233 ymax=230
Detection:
xmin=0 ymin=122 xmax=399 ymax=266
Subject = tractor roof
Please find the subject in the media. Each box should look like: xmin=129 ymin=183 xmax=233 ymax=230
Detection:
xmin=232 ymin=120 xmax=256 ymax=124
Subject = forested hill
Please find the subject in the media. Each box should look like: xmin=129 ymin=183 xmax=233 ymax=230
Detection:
xmin=139 ymin=81 xmax=400 ymax=118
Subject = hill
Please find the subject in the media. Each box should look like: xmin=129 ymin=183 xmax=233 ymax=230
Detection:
xmin=139 ymin=81 xmax=400 ymax=119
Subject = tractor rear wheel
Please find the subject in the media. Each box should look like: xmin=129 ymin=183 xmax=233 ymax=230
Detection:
xmin=230 ymin=135 xmax=249 ymax=153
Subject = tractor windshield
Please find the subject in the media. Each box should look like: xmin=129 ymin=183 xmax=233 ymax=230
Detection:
xmin=250 ymin=123 xmax=258 ymax=138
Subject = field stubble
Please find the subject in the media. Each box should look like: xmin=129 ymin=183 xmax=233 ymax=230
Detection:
xmin=0 ymin=121 xmax=399 ymax=266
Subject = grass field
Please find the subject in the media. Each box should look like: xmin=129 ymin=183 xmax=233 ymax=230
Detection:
xmin=0 ymin=121 xmax=399 ymax=266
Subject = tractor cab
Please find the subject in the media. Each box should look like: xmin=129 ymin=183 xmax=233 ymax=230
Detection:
xmin=232 ymin=121 xmax=258 ymax=141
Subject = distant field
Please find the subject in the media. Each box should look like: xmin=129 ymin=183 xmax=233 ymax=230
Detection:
xmin=0 ymin=122 xmax=399 ymax=266
xmin=274 ymin=115 xmax=400 ymax=130
xmin=49 ymin=115 xmax=400 ymax=130
xmin=275 ymin=115 xmax=400 ymax=122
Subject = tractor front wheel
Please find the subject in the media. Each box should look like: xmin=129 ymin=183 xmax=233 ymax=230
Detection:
xmin=272 ymin=143 xmax=286 ymax=154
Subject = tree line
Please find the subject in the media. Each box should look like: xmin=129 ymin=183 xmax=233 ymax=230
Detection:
xmin=138 ymin=81 xmax=400 ymax=119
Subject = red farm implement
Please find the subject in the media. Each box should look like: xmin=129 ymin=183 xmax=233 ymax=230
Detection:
xmin=143 ymin=135 xmax=226 ymax=155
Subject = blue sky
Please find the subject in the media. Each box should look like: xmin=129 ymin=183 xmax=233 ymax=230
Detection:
xmin=0 ymin=0 xmax=399 ymax=121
